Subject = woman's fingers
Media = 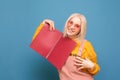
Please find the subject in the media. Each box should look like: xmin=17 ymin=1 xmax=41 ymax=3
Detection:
xmin=43 ymin=19 xmax=55 ymax=31
xmin=74 ymin=56 xmax=84 ymax=63
xmin=74 ymin=56 xmax=84 ymax=70
xmin=49 ymin=21 xmax=55 ymax=31
xmin=74 ymin=56 xmax=94 ymax=70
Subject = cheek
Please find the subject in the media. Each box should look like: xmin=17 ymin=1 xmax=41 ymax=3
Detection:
xmin=67 ymin=22 xmax=72 ymax=27
xmin=66 ymin=26 xmax=70 ymax=30
xmin=76 ymin=28 xmax=81 ymax=34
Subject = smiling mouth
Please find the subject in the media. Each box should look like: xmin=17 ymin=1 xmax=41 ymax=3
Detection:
xmin=68 ymin=29 xmax=75 ymax=33
xmin=67 ymin=30 xmax=76 ymax=36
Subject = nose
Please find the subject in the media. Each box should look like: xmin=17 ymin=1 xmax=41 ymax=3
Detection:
xmin=69 ymin=25 xmax=74 ymax=29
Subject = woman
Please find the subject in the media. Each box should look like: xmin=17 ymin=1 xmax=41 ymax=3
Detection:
xmin=33 ymin=13 xmax=100 ymax=80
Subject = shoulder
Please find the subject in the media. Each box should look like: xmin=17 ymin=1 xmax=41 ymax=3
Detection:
xmin=83 ymin=39 xmax=97 ymax=58
xmin=84 ymin=39 xmax=96 ymax=53
xmin=84 ymin=39 xmax=93 ymax=47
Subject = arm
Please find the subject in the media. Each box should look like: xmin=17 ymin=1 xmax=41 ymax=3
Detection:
xmin=32 ymin=23 xmax=44 ymax=41
xmin=84 ymin=41 xmax=100 ymax=75
xmin=74 ymin=41 xmax=100 ymax=75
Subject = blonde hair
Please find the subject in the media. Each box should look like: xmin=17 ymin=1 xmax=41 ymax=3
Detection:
xmin=63 ymin=13 xmax=87 ymax=41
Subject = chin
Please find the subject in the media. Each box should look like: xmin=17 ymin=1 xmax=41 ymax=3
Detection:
xmin=67 ymin=33 xmax=76 ymax=37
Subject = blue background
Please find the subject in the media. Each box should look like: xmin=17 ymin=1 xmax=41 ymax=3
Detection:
xmin=0 ymin=0 xmax=120 ymax=80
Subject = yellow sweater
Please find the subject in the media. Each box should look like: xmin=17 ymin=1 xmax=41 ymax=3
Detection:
xmin=32 ymin=23 xmax=100 ymax=75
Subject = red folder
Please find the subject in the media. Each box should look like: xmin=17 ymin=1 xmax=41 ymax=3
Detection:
xmin=30 ymin=24 xmax=76 ymax=69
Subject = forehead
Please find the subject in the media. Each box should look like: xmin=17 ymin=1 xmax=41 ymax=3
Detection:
xmin=70 ymin=17 xmax=81 ymax=24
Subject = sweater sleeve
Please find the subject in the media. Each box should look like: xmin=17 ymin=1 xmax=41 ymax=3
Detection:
xmin=32 ymin=23 xmax=44 ymax=41
xmin=85 ymin=41 xmax=100 ymax=75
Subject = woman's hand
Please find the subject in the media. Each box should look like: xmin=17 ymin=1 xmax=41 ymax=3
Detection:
xmin=43 ymin=19 xmax=55 ymax=31
xmin=74 ymin=56 xmax=95 ymax=70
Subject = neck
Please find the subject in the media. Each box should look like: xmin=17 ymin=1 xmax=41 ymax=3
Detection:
xmin=69 ymin=36 xmax=84 ymax=42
